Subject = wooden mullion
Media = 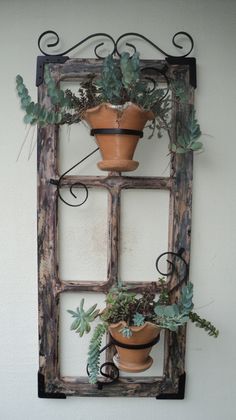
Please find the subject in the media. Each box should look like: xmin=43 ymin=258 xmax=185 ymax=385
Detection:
xmin=60 ymin=175 xmax=171 ymax=191
xmin=107 ymin=185 xmax=120 ymax=288
xmin=59 ymin=280 xmax=109 ymax=293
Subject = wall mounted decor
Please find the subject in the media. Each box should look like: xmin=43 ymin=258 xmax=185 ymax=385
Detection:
xmin=16 ymin=31 xmax=218 ymax=399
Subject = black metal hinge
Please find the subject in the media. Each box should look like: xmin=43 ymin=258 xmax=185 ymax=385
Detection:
xmin=38 ymin=372 xmax=66 ymax=399
xmin=36 ymin=55 xmax=69 ymax=87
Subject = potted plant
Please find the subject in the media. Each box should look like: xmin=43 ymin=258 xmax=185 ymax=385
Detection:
xmin=16 ymin=52 xmax=203 ymax=171
xmin=67 ymin=280 xmax=218 ymax=384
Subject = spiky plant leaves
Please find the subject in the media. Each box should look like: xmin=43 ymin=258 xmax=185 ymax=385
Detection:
xmin=67 ymin=299 xmax=100 ymax=338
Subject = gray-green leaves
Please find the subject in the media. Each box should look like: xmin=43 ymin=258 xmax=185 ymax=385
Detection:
xmin=67 ymin=299 xmax=100 ymax=337
xmin=154 ymin=282 xmax=194 ymax=331
xmin=87 ymin=323 xmax=107 ymax=384
xmin=171 ymin=109 xmax=203 ymax=153
xmin=133 ymin=312 xmax=145 ymax=327
xmin=120 ymin=52 xmax=140 ymax=88
xmin=16 ymin=65 xmax=74 ymax=126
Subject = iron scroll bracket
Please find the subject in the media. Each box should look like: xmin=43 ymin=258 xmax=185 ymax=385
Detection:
xmin=87 ymin=334 xmax=161 ymax=389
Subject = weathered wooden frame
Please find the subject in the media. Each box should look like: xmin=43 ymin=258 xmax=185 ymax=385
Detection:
xmin=37 ymin=58 xmax=194 ymax=398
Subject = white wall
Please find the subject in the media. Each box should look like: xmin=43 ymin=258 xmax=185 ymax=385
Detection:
xmin=0 ymin=0 xmax=236 ymax=419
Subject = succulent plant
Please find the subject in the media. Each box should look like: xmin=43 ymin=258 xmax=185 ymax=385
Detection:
xmin=154 ymin=282 xmax=193 ymax=331
xmin=68 ymin=281 xmax=218 ymax=384
xmin=67 ymin=298 xmax=100 ymax=337
xmin=16 ymin=52 xmax=202 ymax=153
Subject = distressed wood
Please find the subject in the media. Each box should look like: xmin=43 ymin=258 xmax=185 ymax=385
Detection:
xmin=38 ymin=58 xmax=194 ymax=397
xmin=59 ymin=175 xmax=172 ymax=190
xmin=164 ymin=66 xmax=194 ymax=383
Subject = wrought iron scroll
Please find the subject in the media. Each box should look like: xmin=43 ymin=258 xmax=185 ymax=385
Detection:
xmin=38 ymin=30 xmax=194 ymax=59
xmin=86 ymin=334 xmax=160 ymax=389
xmin=50 ymin=147 xmax=99 ymax=207
xmin=156 ymin=248 xmax=189 ymax=289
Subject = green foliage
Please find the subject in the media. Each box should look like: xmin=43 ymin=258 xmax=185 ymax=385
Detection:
xmin=119 ymin=326 xmax=133 ymax=338
xmin=171 ymin=79 xmax=188 ymax=103
xmin=133 ymin=312 xmax=145 ymax=327
xmin=87 ymin=323 xmax=107 ymax=384
xmin=67 ymin=298 xmax=100 ymax=337
xmin=171 ymin=108 xmax=203 ymax=154
xmin=16 ymin=54 xmax=203 ymax=154
xmin=157 ymin=277 xmax=169 ymax=305
xmin=189 ymin=311 xmax=219 ymax=338
xmin=101 ymin=286 xmax=137 ymax=325
xmin=68 ymin=281 xmax=218 ymax=384
xmin=101 ymin=283 xmax=157 ymax=325
xmin=154 ymin=282 xmax=194 ymax=331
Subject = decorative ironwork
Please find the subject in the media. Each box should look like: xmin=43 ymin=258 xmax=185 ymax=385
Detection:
xmin=38 ymin=30 xmax=194 ymax=59
xmin=86 ymin=334 xmax=160 ymax=389
xmin=140 ymin=66 xmax=170 ymax=100
xmin=155 ymin=248 xmax=189 ymax=286
xmin=50 ymin=147 xmax=99 ymax=207
xmin=38 ymin=30 xmax=116 ymax=58
xmin=115 ymin=32 xmax=194 ymax=58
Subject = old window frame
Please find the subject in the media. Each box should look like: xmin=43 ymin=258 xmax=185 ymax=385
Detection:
xmin=37 ymin=56 xmax=194 ymax=398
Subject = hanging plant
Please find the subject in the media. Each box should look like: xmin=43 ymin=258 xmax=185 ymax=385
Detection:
xmin=16 ymin=52 xmax=203 ymax=171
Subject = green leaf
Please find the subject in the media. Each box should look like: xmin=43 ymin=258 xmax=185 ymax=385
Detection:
xmin=23 ymin=114 xmax=35 ymax=124
xmin=16 ymin=74 xmax=23 ymax=84
xmin=191 ymin=141 xmax=203 ymax=151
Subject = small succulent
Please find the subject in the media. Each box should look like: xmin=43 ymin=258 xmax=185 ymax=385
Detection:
xmin=133 ymin=312 xmax=145 ymax=327
xmin=68 ymin=281 xmax=218 ymax=384
xmin=67 ymin=298 xmax=100 ymax=337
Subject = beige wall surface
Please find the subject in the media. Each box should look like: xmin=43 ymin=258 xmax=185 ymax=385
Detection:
xmin=0 ymin=0 xmax=235 ymax=419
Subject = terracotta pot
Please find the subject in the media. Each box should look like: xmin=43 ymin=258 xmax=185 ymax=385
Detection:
xmin=83 ymin=102 xmax=154 ymax=172
xmin=108 ymin=321 xmax=160 ymax=373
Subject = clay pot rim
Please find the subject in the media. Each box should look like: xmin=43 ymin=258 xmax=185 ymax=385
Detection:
xmin=109 ymin=320 xmax=161 ymax=333
xmin=82 ymin=101 xmax=155 ymax=120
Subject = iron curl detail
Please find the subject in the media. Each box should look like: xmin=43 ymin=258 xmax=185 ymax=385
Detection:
xmin=38 ymin=30 xmax=194 ymax=59
xmin=115 ymin=31 xmax=194 ymax=58
xmin=156 ymin=248 xmax=189 ymax=284
xmin=86 ymin=342 xmax=119 ymax=388
xmin=140 ymin=66 xmax=170 ymax=101
xmin=38 ymin=30 xmax=116 ymax=58
xmin=52 ymin=147 xmax=99 ymax=208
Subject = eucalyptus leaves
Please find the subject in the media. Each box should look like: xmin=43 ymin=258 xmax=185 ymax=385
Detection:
xmin=16 ymin=52 xmax=203 ymax=154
